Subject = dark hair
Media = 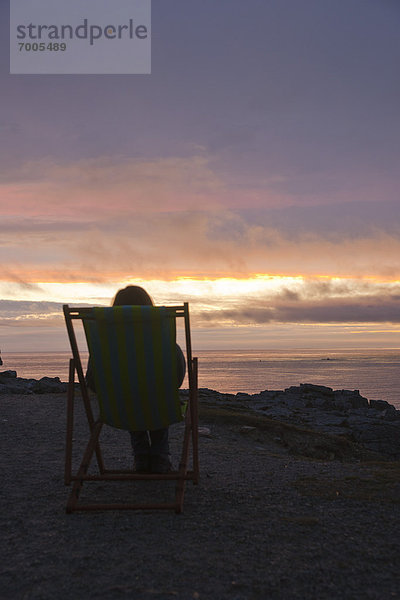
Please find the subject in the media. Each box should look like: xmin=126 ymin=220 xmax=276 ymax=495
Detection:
xmin=112 ymin=286 xmax=153 ymax=306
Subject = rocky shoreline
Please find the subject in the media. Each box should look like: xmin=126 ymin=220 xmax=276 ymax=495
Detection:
xmin=2 ymin=369 xmax=400 ymax=459
xmin=0 ymin=370 xmax=69 ymax=394
xmin=190 ymin=384 xmax=400 ymax=459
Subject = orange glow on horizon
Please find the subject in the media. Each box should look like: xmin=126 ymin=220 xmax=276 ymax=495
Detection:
xmin=2 ymin=268 xmax=400 ymax=286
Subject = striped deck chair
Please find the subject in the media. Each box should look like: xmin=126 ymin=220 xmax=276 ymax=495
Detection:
xmin=63 ymin=303 xmax=199 ymax=513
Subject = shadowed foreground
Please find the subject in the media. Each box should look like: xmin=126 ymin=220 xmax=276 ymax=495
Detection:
xmin=1 ymin=392 xmax=399 ymax=599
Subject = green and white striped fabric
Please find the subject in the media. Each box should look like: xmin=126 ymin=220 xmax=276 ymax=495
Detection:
xmin=82 ymin=306 xmax=182 ymax=431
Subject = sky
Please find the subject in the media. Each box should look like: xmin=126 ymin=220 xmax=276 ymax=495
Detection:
xmin=1 ymin=0 xmax=400 ymax=352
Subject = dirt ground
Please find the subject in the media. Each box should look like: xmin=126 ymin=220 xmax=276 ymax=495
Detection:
xmin=1 ymin=392 xmax=400 ymax=599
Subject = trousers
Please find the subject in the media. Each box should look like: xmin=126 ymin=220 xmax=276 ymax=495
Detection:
xmin=130 ymin=429 xmax=169 ymax=457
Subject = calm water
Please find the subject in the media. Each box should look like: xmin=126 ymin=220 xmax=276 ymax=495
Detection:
xmin=2 ymin=348 xmax=399 ymax=408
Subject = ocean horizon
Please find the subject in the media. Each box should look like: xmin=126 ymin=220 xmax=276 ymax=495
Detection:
xmin=2 ymin=348 xmax=399 ymax=409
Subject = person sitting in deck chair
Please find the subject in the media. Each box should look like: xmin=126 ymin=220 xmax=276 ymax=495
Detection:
xmin=86 ymin=285 xmax=186 ymax=474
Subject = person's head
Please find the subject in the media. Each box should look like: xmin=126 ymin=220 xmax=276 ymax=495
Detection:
xmin=112 ymin=286 xmax=153 ymax=306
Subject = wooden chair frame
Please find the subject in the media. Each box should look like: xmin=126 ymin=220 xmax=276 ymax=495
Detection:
xmin=63 ymin=303 xmax=199 ymax=513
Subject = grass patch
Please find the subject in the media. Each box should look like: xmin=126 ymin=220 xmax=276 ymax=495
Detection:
xmin=199 ymin=403 xmax=382 ymax=462
xmin=293 ymin=462 xmax=400 ymax=503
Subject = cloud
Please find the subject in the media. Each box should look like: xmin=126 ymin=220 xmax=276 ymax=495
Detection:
xmin=1 ymin=208 xmax=400 ymax=283
xmin=196 ymin=293 xmax=400 ymax=326
xmin=0 ymin=300 xmax=64 ymax=327
xmin=0 ymin=153 xmax=352 ymax=224
xmin=1 ymin=277 xmax=399 ymax=352
xmin=1 ymin=154 xmax=400 ymax=285
xmin=55 ymin=212 xmax=400 ymax=280
xmin=201 ymin=300 xmax=400 ymax=326
xmin=2 ymin=277 xmax=400 ymax=331
xmin=0 ymin=274 xmax=44 ymax=293
xmin=0 ymin=155 xmax=226 ymax=218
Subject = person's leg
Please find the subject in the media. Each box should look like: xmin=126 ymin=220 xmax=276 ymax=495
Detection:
xmin=130 ymin=431 xmax=151 ymax=472
xmin=149 ymin=428 xmax=169 ymax=455
xmin=149 ymin=428 xmax=172 ymax=473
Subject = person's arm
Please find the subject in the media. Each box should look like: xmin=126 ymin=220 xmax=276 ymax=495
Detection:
xmin=176 ymin=344 xmax=186 ymax=388
xmin=85 ymin=357 xmax=96 ymax=392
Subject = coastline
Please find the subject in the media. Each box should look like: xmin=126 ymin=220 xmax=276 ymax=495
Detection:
xmin=3 ymin=347 xmax=400 ymax=407
xmin=1 ymin=389 xmax=399 ymax=599
xmin=2 ymin=369 xmax=400 ymax=459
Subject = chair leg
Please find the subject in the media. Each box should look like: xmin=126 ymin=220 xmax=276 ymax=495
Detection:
xmin=174 ymin=402 xmax=194 ymax=512
xmin=94 ymin=433 xmax=106 ymax=474
xmin=64 ymin=359 xmax=75 ymax=486
xmin=191 ymin=357 xmax=199 ymax=484
xmin=174 ymin=356 xmax=200 ymax=510
xmin=66 ymin=421 xmax=103 ymax=513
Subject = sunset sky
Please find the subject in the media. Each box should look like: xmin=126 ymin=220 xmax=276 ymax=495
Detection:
xmin=1 ymin=0 xmax=399 ymax=351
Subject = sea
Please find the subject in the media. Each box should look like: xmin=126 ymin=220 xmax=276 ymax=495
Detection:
xmin=2 ymin=348 xmax=400 ymax=409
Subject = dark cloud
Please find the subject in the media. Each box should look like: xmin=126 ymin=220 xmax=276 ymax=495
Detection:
xmin=0 ymin=299 xmax=62 ymax=317
xmin=199 ymin=295 xmax=400 ymax=325
xmin=0 ymin=300 xmax=93 ymax=326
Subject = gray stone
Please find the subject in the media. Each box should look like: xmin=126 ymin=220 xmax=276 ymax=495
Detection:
xmin=0 ymin=371 xmax=68 ymax=394
xmin=299 ymin=383 xmax=334 ymax=396
xmin=369 ymin=399 xmax=396 ymax=412
xmin=281 ymin=397 xmax=306 ymax=410
xmin=200 ymin=382 xmax=400 ymax=459
xmin=0 ymin=370 xmax=17 ymax=379
xmin=305 ymin=397 xmax=330 ymax=408
xmin=350 ymin=422 xmax=400 ymax=458
xmin=262 ymin=406 xmax=293 ymax=419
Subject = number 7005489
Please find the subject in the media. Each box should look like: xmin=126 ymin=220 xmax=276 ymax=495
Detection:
xmin=18 ymin=42 xmax=67 ymax=51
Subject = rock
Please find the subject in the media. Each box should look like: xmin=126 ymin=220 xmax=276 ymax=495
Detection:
xmin=369 ymin=399 xmax=396 ymax=412
xmin=0 ymin=371 xmax=69 ymax=394
xmin=239 ymin=426 xmax=257 ymax=433
xmin=262 ymin=406 xmax=293 ymax=420
xmin=198 ymin=427 xmax=212 ymax=437
xmin=0 ymin=370 xmax=17 ymax=379
xmin=35 ymin=376 xmax=68 ymax=394
xmin=351 ymin=422 xmax=400 ymax=459
xmin=194 ymin=383 xmax=400 ymax=460
xmin=299 ymin=383 xmax=334 ymax=396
